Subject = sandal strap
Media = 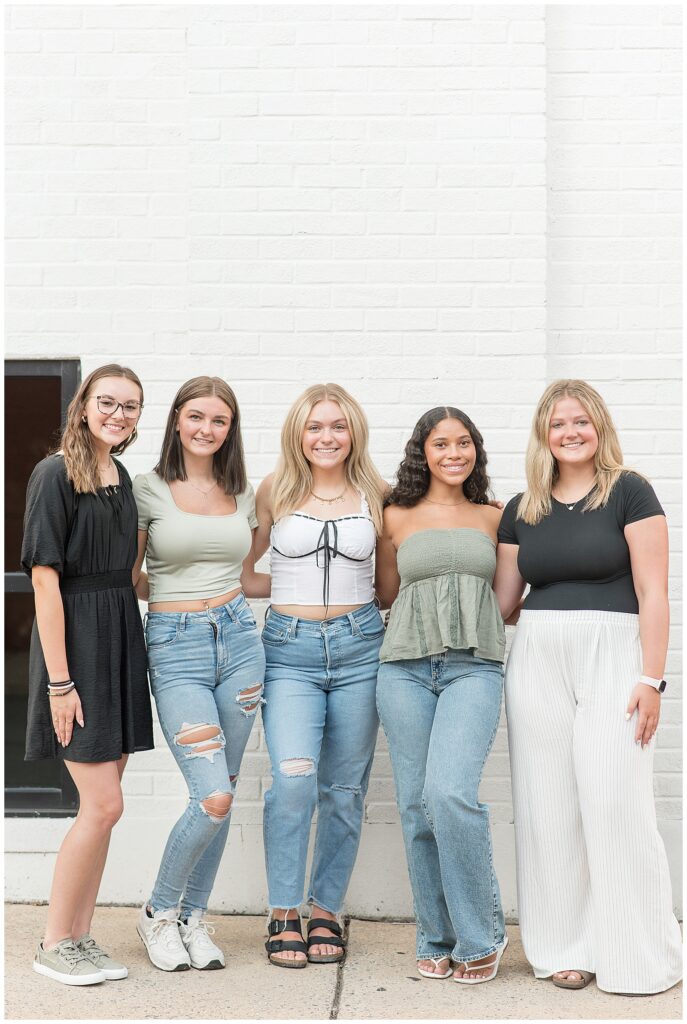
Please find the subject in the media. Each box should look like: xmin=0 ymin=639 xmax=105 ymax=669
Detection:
xmin=265 ymin=937 xmax=308 ymax=955
xmin=307 ymin=934 xmax=346 ymax=950
xmin=267 ymin=916 xmax=303 ymax=939
xmin=307 ymin=918 xmax=343 ymax=937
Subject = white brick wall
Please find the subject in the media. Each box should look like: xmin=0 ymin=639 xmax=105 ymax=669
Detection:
xmin=5 ymin=4 xmax=681 ymax=917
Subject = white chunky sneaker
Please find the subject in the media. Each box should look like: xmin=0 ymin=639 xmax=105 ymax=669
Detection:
xmin=180 ymin=909 xmax=225 ymax=970
xmin=136 ymin=904 xmax=191 ymax=972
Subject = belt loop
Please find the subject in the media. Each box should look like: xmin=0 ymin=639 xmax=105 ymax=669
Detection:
xmin=289 ymin=615 xmax=298 ymax=638
xmin=142 ymin=611 xmax=149 ymax=631
xmin=226 ymin=599 xmax=238 ymax=624
xmin=180 ymin=613 xmax=187 ymax=631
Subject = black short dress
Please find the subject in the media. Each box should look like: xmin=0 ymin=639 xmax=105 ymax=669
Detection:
xmin=22 ymin=454 xmax=154 ymax=762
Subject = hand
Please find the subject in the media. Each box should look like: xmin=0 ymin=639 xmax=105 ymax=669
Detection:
xmin=504 ymin=606 xmax=521 ymax=626
xmin=50 ymin=689 xmax=84 ymax=747
xmin=625 ymin=683 xmax=660 ymax=748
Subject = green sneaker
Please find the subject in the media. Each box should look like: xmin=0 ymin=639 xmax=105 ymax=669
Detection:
xmin=77 ymin=934 xmax=128 ymax=980
xmin=33 ymin=938 xmax=106 ymax=986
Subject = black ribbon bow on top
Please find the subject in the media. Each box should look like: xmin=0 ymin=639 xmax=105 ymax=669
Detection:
xmin=272 ymin=518 xmax=369 ymax=609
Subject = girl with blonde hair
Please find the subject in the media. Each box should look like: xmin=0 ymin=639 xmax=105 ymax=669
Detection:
xmin=254 ymin=383 xmax=386 ymax=968
xmin=23 ymin=363 xmax=153 ymax=985
xmin=494 ymin=379 xmax=682 ymax=994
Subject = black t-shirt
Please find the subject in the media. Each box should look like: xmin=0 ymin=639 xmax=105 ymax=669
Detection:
xmin=497 ymin=472 xmax=665 ymax=613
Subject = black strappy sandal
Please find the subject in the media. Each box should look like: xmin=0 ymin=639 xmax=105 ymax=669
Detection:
xmin=265 ymin=915 xmax=308 ymax=969
xmin=306 ymin=918 xmax=346 ymax=964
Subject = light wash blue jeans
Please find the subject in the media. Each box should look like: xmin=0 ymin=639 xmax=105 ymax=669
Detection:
xmin=262 ymin=602 xmax=383 ymax=913
xmin=146 ymin=594 xmax=265 ymax=917
xmin=376 ymin=650 xmax=505 ymax=962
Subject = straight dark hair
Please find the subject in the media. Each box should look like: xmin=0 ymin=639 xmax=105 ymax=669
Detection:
xmin=154 ymin=376 xmax=247 ymax=495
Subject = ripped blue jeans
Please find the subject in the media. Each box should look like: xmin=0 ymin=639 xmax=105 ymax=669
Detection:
xmin=146 ymin=594 xmax=266 ymax=916
xmin=262 ymin=602 xmax=383 ymax=913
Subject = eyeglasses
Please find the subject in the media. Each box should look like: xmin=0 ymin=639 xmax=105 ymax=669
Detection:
xmin=93 ymin=395 xmax=143 ymax=420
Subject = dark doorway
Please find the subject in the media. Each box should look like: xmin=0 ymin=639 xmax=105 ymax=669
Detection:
xmin=5 ymin=360 xmax=80 ymax=815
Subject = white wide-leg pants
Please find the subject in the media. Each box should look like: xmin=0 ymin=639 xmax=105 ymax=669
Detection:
xmin=505 ymin=609 xmax=682 ymax=994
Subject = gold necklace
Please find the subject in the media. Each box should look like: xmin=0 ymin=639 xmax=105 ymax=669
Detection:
xmin=310 ymin=487 xmax=347 ymax=505
xmin=185 ymin=479 xmax=218 ymax=498
xmin=423 ymin=496 xmax=469 ymax=507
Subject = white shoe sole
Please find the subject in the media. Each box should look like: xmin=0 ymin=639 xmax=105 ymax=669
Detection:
xmin=136 ymin=925 xmax=190 ymax=972
xmin=99 ymin=965 xmax=129 ymax=980
xmin=33 ymin=961 xmax=106 ymax=986
xmin=418 ymin=963 xmax=453 ymax=979
xmin=189 ymin=956 xmax=225 ymax=970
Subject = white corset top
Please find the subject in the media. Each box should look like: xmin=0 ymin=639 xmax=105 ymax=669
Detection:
xmin=270 ymin=495 xmax=376 ymax=607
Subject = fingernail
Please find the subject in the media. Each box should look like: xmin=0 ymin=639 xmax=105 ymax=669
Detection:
xmin=625 ymin=713 xmax=631 ymax=720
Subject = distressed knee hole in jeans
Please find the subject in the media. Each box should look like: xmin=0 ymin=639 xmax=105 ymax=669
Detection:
xmin=236 ymin=682 xmax=264 ymax=717
xmin=200 ymin=789 xmax=233 ymax=823
xmin=280 ymin=757 xmax=315 ymax=777
xmin=331 ymin=783 xmax=361 ymax=794
xmin=174 ymin=723 xmax=225 ymax=763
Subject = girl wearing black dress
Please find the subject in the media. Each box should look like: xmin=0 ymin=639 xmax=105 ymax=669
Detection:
xmin=22 ymin=364 xmax=154 ymax=986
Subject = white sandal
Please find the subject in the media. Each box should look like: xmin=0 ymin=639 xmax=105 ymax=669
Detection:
xmin=417 ymin=955 xmax=453 ymax=980
xmin=453 ymin=934 xmax=508 ymax=985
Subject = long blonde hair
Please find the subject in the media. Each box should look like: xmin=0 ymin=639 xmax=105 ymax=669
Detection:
xmin=59 ymin=364 xmax=143 ymax=494
xmin=518 ymin=379 xmax=628 ymax=525
xmin=271 ymin=383 xmax=385 ymax=535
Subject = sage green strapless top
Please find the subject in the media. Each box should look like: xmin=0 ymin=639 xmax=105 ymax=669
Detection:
xmin=379 ymin=528 xmax=505 ymax=664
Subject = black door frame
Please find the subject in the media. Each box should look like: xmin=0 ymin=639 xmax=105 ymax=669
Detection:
xmin=5 ymin=358 xmax=81 ymax=815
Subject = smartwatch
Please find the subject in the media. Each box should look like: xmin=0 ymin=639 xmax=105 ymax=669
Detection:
xmin=639 ymin=674 xmax=667 ymax=693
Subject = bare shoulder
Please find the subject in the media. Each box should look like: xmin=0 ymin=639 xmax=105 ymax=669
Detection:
xmin=382 ymin=502 xmax=411 ymax=543
xmin=382 ymin=502 xmax=405 ymax=528
xmin=256 ymin=473 xmax=274 ymax=498
xmin=479 ymin=503 xmax=503 ymax=526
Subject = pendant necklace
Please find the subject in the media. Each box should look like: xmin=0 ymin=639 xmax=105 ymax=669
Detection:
xmin=186 ymin=479 xmax=218 ymax=498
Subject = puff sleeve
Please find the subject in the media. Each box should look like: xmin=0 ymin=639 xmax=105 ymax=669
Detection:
xmin=20 ymin=456 xmax=75 ymax=577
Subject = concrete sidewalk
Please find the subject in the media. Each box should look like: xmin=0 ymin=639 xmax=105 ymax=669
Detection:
xmin=5 ymin=904 xmax=682 ymax=1021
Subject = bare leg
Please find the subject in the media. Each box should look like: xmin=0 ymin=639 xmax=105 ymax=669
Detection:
xmin=43 ymin=760 xmax=125 ymax=950
xmin=71 ymin=756 xmax=128 ymax=940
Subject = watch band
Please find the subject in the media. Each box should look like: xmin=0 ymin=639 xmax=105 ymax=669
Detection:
xmin=639 ymin=674 xmax=667 ymax=692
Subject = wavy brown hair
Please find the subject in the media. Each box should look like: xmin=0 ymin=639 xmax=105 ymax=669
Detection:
xmin=155 ymin=376 xmax=247 ymax=495
xmin=386 ymin=406 xmax=491 ymax=508
xmin=58 ymin=363 xmax=143 ymax=493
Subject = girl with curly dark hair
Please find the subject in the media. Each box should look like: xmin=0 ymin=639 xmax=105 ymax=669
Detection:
xmin=375 ymin=406 xmax=507 ymax=985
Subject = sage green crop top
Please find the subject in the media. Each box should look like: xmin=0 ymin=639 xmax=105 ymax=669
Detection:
xmin=133 ymin=471 xmax=257 ymax=604
xmin=379 ymin=528 xmax=505 ymax=664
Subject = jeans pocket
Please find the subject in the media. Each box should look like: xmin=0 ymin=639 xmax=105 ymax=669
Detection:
xmin=351 ymin=609 xmax=385 ymax=641
xmin=261 ymin=622 xmax=289 ymax=646
xmin=146 ymin=620 xmax=180 ymax=650
xmin=235 ymin=602 xmax=258 ymax=631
